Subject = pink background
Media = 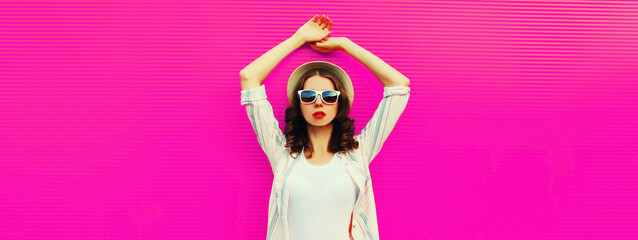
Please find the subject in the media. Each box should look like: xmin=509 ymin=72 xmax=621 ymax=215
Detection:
xmin=1 ymin=0 xmax=637 ymax=239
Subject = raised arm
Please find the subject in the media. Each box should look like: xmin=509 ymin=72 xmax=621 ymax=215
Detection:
xmin=342 ymin=38 xmax=410 ymax=163
xmin=239 ymin=14 xmax=335 ymax=173
xmin=239 ymin=14 xmax=333 ymax=90
xmin=309 ymin=36 xmax=410 ymax=87
xmin=343 ymin=38 xmax=410 ymax=87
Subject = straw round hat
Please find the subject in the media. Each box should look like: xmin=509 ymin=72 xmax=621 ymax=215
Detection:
xmin=287 ymin=61 xmax=354 ymax=107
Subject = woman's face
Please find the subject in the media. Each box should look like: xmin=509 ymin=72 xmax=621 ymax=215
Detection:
xmin=300 ymin=75 xmax=339 ymax=127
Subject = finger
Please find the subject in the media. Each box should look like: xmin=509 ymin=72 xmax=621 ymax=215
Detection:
xmin=321 ymin=16 xmax=329 ymax=29
xmin=312 ymin=14 xmax=319 ymax=22
xmin=323 ymin=16 xmax=331 ymax=30
xmin=327 ymin=18 xmax=333 ymax=30
xmin=319 ymin=14 xmax=326 ymax=26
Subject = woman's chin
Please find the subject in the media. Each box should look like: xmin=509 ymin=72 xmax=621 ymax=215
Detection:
xmin=305 ymin=118 xmax=333 ymax=127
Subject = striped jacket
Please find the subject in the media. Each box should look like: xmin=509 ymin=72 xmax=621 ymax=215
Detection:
xmin=240 ymin=84 xmax=410 ymax=240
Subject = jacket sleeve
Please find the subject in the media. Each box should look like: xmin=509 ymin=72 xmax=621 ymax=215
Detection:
xmin=354 ymin=85 xmax=410 ymax=165
xmin=240 ymin=84 xmax=287 ymax=174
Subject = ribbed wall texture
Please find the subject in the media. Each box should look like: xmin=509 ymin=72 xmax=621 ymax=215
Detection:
xmin=1 ymin=1 xmax=637 ymax=239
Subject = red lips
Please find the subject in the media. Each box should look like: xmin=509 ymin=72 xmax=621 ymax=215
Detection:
xmin=313 ymin=111 xmax=326 ymax=119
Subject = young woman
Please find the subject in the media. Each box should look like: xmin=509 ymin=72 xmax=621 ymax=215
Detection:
xmin=240 ymin=14 xmax=410 ymax=240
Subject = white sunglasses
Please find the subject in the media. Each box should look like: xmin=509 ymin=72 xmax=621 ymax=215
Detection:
xmin=297 ymin=89 xmax=341 ymax=104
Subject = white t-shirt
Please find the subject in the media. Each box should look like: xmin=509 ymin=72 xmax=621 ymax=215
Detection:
xmin=287 ymin=152 xmax=358 ymax=240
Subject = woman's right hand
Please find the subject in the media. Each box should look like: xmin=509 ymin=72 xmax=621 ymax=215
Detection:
xmin=294 ymin=14 xmax=333 ymax=43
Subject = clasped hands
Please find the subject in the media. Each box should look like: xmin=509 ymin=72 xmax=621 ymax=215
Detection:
xmin=294 ymin=14 xmax=346 ymax=54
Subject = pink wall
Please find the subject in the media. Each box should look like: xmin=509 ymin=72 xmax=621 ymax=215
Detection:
xmin=1 ymin=0 xmax=637 ymax=239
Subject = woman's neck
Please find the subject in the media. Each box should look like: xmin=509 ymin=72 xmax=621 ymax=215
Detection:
xmin=306 ymin=122 xmax=333 ymax=155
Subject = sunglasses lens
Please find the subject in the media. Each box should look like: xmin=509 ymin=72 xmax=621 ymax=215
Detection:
xmin=322 ymin=91 xmax=339 ymax=104
xmin=300 ymin=90 xmax=316 ymax=103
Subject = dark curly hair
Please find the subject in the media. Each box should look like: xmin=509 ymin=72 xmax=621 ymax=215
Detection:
xmin=284 ymin=68 xmax=359 ymax=159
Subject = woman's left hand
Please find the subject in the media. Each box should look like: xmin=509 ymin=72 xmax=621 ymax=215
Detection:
xmin=309 ymin=36 xmax=347 ymax=54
